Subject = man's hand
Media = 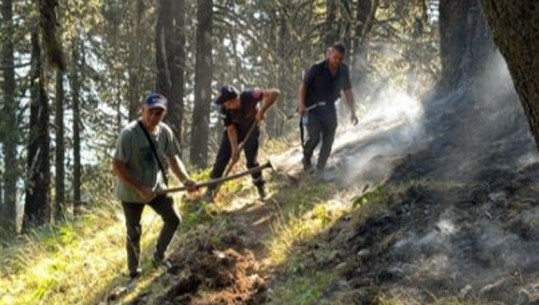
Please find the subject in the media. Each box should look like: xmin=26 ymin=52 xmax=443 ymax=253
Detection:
xmin=183 ymin=178 xmax=199 ymax=193
xmin=351 ymin=113 xmax=359 ymax=126
xmin=297 ymin=103 xmax=306 ymax=115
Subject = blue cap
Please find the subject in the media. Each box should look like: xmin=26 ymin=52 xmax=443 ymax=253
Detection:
xmin=213 ymin=85 xmax=239 ymax=105
xmin=144 ymin=93 xmax=167 ymax=110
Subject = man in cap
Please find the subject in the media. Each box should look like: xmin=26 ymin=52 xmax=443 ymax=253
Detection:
xmin=113 ymin=92 xmax=197 ymax=279
xmin=205 ymin=85 xmax=280 ymax=201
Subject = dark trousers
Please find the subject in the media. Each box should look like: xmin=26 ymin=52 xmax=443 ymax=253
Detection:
xmin=121 ymin=195 xmax=180 ymax=274
xmin=303 ymin=110 xmax=338 ymax=170
xmin=209 ymin=127 xmax=264 ymax=189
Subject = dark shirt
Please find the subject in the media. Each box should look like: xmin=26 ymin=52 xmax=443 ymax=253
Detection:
xmin=220 ymin=90 xmax=263 ymax=133
xmin=303 ymin=59 xmax=352 ymax=110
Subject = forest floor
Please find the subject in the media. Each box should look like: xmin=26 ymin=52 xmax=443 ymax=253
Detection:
xmin=101 ymin=90 xmax=539 ymax=305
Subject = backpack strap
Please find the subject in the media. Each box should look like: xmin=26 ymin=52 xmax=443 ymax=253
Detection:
xmin=137 ymin=120 xmax=169 ymax=186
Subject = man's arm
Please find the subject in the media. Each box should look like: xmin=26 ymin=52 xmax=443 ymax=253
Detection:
xmin=343 ymin=88 xmax=359 ymax=125
xmin=112 ymin=158 xmax=153 ymax=199
xmin=341 ymin=64 xmax=358 ymax=126
xmin=166 ymin=155 xmax=196 ymax=188
xmin=298 ymin=63 xmax=318 ymax=114
xmin=256 ymin=88 xmax=280 ymax=121
xmin=298 ymin=82 xmax=307 ymax=114
xmin=227 ymin=124 xmax=240 ymax=162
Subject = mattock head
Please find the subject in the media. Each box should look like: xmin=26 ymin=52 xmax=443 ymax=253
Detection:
xmin=262 ymin=160 xmax=275 ymax=172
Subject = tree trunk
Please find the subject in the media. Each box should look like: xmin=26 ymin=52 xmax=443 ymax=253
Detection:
xmin=38 ymin=0 xmax=65 ymax=71
xmin=70 ymin=38 xmax=82 ymax=216
xmin=438 ymin=0 xmax=493 ymax=93
xmin=127 ymin=68 xmax=141 ymax=122
xmin=324 ymin=0 xmax=338 ymax=46
xmin=354 ymin=0 xmax=374 ymax=52
xmin=169 ymin=0 xmax=186 ymax=145
xmin=341 ymin=0 xmax=352 ymax=62
xmin=54 ymin=70 xmax=65 ymax=222
xmin=155 ymin=0 xmax=185 ymax=143
xmin=1 ymin=0 xmax=18 ymax=234
xmin=124 ymin=0 xmax=144 ymax=122
xmin=22 ymin=28 xmax=51 ymax=232
xmin=266 ymin=11 xmax=288 ymax=138
xmin=479 ymin=0 xmax=539 ymax=151
xmin=127 ymin=20 xmax=142 ymax=121
xmin=190 ymin=0 xmax=213 ymax=169
xmin=155 ymin=0 xmax=173 ymax=103
xmin=425 ymin=0 xmax=495 ymax=130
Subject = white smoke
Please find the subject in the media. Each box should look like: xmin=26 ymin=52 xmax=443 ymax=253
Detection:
xmin=330 ymin=88 xmax=425 ymax=187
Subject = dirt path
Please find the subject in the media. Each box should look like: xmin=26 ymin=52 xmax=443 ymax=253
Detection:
xmin=112 ymin=173 xmax=293 ymax=305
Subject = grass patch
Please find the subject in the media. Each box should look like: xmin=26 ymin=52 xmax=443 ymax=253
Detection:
xmin=264 ymin=179 xmax=342 ymax=267
xmin=260 ymin=175 xmax=360 ymax=304
xmin=265 ymin=271 xmax=335 ymax=305
xmin=0 ymin=181 xmax=214 ymax=305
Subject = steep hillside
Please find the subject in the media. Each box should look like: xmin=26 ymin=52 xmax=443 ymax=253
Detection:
xmin=102 ymin=57 xmax=539 ymax=305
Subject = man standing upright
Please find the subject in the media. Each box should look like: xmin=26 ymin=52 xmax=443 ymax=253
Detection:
xmin=113 ymin=93 xmax=197 ymax=279
xmin=298 ymin=42 xmax=359 ymax=173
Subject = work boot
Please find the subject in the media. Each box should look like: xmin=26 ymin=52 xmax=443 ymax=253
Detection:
xmin=152 ymin=256 xmax=181 ymax=274
xmin=152 ymin=257 xmax=173 ymax=270
xmin=256 ymin=185 xmax=267 ymax=200
xmin=128 ymin=268 xmax=142 ymax=280
xmin=302 ymin=157 xmax=313 ymax=173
